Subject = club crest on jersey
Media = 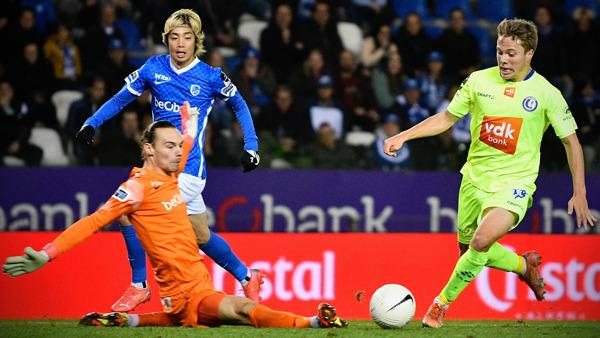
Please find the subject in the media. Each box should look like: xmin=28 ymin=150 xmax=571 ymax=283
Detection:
xmin=190 ymin=84 xmax=201 ymax=96
xmin=522 ymin=96 xmax=538 ymax=112
xmin=513 ymin=189 xmax=527 ymax=199
xmin=112 ymin=188 xmax=129 ymax=201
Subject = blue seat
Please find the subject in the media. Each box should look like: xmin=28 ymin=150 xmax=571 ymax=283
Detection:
xmin=478 ymin=0 xmax=514 ymax=23
xmin=564 ymin=0 xmax=599 ymax=17
xmin=392 ymin=0 xmax=429 ymax=20
xmin=434 ymin=0 xmax=472 ymax=18
xmin=423 ymin=25 xmax=444 ymax=39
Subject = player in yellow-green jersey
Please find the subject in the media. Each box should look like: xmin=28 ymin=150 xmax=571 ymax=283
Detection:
xmin=383 ymin=18 xmax=597 ymax=328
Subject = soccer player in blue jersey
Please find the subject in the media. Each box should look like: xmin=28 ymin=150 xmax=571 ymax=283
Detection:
xmin=75 ymin=9 xmax=264 ymax=312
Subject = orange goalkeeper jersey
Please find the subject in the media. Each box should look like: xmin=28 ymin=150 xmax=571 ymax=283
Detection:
xmin=43 ymin=139 xmax=214 ymax=298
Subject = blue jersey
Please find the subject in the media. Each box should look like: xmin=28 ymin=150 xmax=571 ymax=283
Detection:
xmin=84 ymin=55 xmax=258 ymax=179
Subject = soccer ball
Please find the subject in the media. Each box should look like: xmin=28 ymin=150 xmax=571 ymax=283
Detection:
xmin=369 ymin=284 xmax=416 ymax=329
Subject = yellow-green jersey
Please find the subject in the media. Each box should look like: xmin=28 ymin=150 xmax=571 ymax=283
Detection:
xmin=447 ymin=66 xmax=577 ymax=192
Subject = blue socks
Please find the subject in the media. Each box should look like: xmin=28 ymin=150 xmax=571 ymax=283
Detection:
xmin=119 ymin=225 xmax=147 ymax=284
xmin=201 ymin=230 xmax=249 ymax=282
xmin=121 ymin=226 xmax=248 ymax=284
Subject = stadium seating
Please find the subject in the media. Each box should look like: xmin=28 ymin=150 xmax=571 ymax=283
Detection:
xmin=434 ymin=0 xmax=473 ymax=18
xmin=345 ymin=130 xmax=376 ymax=147
xmin=337 ymin=22 xmax=363 ymax=56
xmin=51 ymin=90 xmax=83 ymax=129
xmin=237 ymin=20 xmax=268 ymax=50
xmin=29 ymin=127 xmax=69 ymax=166
xmin=2 ymin=156 xmax=25 ymax=167
xmin=478 ymin=0 xmax=514 ymax=23
xmin=391 ymin=0 xmax=429 ymax=20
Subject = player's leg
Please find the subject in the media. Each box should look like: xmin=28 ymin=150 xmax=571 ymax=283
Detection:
xmin=111 ymin=215 xmax=151 ymax=312
xmin=178 ymin=173 xmax=265 ymax=302
xmin=423 ymin=207 xmax=515 ymax=328
xmin=197 ymin=294 xmax=347 ymax=328
xmin=482 ymin=188 xmax=545 ymax=300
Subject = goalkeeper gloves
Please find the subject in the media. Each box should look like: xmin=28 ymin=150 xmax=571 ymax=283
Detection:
xmin=76 ymin=125 xmax=95 ymax=145
xmin=241 ymin=150 xmax=260 ymax=173
xmin=2 ymin=247 xmax=49 ymax=277
xmin=181 ymin=101 xmax=199 ymax=139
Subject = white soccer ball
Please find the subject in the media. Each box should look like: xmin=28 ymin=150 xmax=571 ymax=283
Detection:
xmin=370 ymin=284 xmax=416 ymax=329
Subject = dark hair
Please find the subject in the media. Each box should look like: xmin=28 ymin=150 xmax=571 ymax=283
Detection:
xmin=141 ymin=120 xmax=177 ymax=145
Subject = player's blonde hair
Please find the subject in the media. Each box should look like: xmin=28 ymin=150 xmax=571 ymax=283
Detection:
xmin=162 ymin=9 xmax=206 ymax=56
xmin=497 ymin=18 xmax=538 ymax=52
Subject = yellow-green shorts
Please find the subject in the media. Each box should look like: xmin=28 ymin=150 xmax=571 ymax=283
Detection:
xmin=457 ymin=178 xmax=533 ymax=244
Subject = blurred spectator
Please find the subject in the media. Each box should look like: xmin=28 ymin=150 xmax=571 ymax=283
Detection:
xmin=436 ymin=84 xmax=470 ymax=165
xmin=309 ymin=75 xmax=344 ymax=139
xmin=210 ymin=0 xmax=251 ymax=51
xmin=80 ymin=3 xmax=125 ymax=73
xmin=532 ymin=6 xmax=567 ymax=82
xmin=205 ymin=49 xmax=233 ymax=130
xmin=565 ymin=7 xmax=599 ymax=86
xmin=335 ymin=50 xmax=379 ymax=131
xmin=21 ymin=0 xmax=57 ymax=35
xmin=418 ymin=51 xmax=450 ymax=112
xmin=397 ymin=78 xmax=437 ymax=170
xmin=231 ymin=48 xmax=277 ymax=116
xmin=436 ymin=9 xmax=480 ymax=78
xmin=10 ymin=41 xmax=55 ymax=100
xmin=289 ymin=48 xmax=329 ymax=105
xmin=55 ymin=0 xmax=82 ymax=26
xmin=6 ymin=7 xmax=44 ymax=65
xmin=393 ymin=12 xmax=433 ymax=77
xmin=371 ymin=52 xmax=407 ymax=111
xmin=373 ymin=114 xmax=411 ymax=171
xmin=65 ymin=77 xmax=107 ymax=165
xmin=43 ymin=22 xmax=82 ymax=89
xmin=310 ymin=122 xmax=356 ymax=169
xmin=75 ymin=0 xmax=100 ymax=31
xmin=397 ymin=79 xmax=429 ymax=127
xmin=436 ymin=128 xmax=462 ymax=171
xmin=99 ymin=38 xmax=135 ymax=95
xmin=361 ymin=23 xmax=398 ymax=69
xmin=257 ymin=85 xmax=312 ymax=146
xmin=260 ymin=2 xmax=304 ymax=83
xmin=213 ymin=120 xmax=245 ymax=167
xmin=0 ymin=81 xmax=43 ymax=166
xmin=98 ymin=109 xmax=142 ymax=166
xmin=298 ymin=1 xmax=344 ymax=68
xmin=572 ymin=82 xmax=600 ymax=170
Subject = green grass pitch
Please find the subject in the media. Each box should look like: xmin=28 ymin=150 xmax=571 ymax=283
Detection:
xmin=1 ymin=320 xmax=599 ymax=337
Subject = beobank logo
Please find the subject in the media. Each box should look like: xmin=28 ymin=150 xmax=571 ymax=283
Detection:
xmin=476 ymin=250 xmax=600 ymax=312
xmin=479 ymin=116 xmax=523 ymax=154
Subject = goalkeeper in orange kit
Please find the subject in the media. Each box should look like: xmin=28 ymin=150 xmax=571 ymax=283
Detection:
xmin=2 ymin=103 xmax=347 ymax=329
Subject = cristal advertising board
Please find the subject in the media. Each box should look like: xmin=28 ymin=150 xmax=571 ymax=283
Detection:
xmin=0 ymin=233 xmax=598 ymax=320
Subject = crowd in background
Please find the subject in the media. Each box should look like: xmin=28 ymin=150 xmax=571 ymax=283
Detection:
xmin=0 ymin=0 xmax=599 ymax=172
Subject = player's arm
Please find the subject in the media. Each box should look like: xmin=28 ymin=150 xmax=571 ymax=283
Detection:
xmin=384 ymin=74 xmax=473 ymax=156
xmin=76 ymin=65 xmax=149 ymax=144
xmin=2 ymin=181 xmax=143 ymax=277
xmin=215 ymin=70 xmax=260 ymax=172
xmin=561 ymin=133 xmax=598 ymax=228
xmin=76 ymin=85 xmax=139 ymax=144
xmin=383 ymin=110 xmax=459 ymax=156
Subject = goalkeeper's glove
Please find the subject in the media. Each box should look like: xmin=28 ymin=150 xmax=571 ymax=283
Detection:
xmin=2 ymin=247 xmax=49 ymax=277
xmin=180 ymin=101 xmax=199 ymax=139
xmin=76 ymin=125 xmax=95 ymax=145
xmin=241 ymin=150 xmax=260 ymax=173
